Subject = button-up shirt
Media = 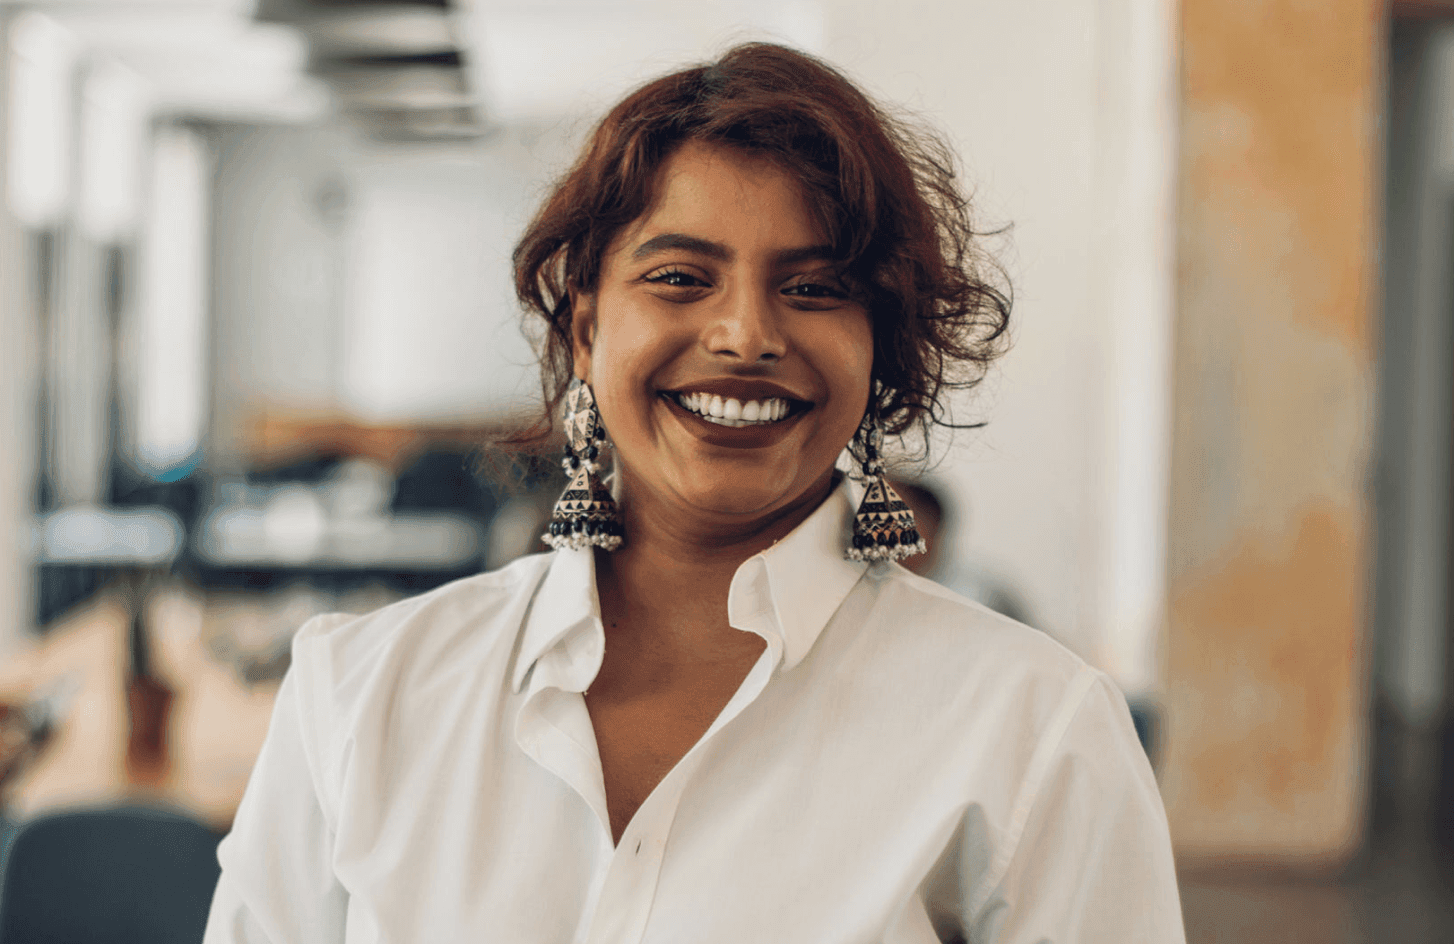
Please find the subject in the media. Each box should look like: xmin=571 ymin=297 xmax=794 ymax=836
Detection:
xmin=203 ymin=478 xmax=1185 ymax=943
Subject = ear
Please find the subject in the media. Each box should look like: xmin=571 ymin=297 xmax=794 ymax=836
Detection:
xmin=568 ymin=288 xmax=597 ymax=382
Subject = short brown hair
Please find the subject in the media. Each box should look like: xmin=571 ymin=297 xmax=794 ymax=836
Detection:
xmin=511 ymin=42 xmax=1010 ymax=452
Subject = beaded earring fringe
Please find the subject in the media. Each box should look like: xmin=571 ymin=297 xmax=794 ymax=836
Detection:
xmin=543 ymin=380 xmax=624 ymax=552
xmin=846 ymin=412 xmax=927 ymax=563
xmin=847 ymin=477 xmax=927 ymax=562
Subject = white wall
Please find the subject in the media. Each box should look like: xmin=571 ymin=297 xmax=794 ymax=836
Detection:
xmin=337 ymin=135 xmax=553 ymax=424
xmin=824 ymin=0 xmax=1177 ymax=688
xmin=211 ymin=121 xmax=346 ymax=467
xmin=210 ymin=124 xmax=571 ymax=429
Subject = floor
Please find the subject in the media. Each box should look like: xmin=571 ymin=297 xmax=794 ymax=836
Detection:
xmin=1180 ymin=763 xmax=1454 ymax=942
xmin=1180 ymin=852 xmax=1454 ymax=943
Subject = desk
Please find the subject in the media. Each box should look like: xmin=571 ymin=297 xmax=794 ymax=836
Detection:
xmin=190 ymin=504 xmax=484 ymax=601
xmin=193 ymin=506 xmax=482 ymax=572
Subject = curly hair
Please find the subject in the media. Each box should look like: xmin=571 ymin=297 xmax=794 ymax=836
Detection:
xmin=509 ymin=42 xmax=1010 ymax=453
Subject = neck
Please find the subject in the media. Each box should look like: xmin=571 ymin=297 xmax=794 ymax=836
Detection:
xmin=592 ymin=470 xmax=838 ymax=653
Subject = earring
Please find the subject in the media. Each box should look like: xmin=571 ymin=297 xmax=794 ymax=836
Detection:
xmin=846 ymin=409 xmax=926 ymax=563
xmin=543 ymin=379 xmax=625 ymax=551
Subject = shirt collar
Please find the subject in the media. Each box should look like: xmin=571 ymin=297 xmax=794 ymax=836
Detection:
xmin=726 ymin=475 xmax=867 ymax=671
xmin=512 ymin=475 xmax=867 ymax=693
xmin=512 ymin=538 xmax=600 ymax=693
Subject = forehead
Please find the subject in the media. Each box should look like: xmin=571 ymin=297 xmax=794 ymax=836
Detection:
xmin=611 ymin=141 xmax=827 ymax=257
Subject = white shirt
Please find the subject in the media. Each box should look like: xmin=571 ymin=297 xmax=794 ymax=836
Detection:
xmin=204 ymin=478 xmax=1185 ymax=943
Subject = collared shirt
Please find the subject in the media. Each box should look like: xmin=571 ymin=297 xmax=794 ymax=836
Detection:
xmin=203 ymin=478 xmax=1186 ymax=943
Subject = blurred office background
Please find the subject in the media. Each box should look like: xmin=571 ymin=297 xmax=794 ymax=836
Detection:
xmin=0 ymin=0 xmax=1447 ymax=940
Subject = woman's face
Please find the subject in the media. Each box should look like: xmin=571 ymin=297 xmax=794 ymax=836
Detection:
xmin=572 ymin=141 xmax=873 ymax=526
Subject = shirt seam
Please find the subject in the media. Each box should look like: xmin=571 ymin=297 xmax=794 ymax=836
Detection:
xmin=964 ymin=664 xmax=1100 ymax=921
xmin=292 ymin=618 xmax=343 ymax=834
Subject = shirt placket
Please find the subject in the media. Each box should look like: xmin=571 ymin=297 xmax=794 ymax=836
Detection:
xmin=583 ymin=631 xmax=779 ymax=944
xmin=514 ymin=621 xmax=617 ymax=854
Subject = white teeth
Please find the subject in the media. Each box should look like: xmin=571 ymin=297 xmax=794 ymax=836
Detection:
xmin=674 ymin=392 xmax=794 ymax=426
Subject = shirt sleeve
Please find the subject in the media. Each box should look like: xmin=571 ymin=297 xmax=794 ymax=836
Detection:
xmin=934 ymin=670 xmax=1187 ymax=943
xmin=203 ymin=623 xmax=350 ymax=944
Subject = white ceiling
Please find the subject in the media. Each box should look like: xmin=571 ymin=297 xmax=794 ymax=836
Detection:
xmin=13 ymin=0 xmax=827 ymax=125
xmin=461 ymin=0 xmax=825 ymax=123
xmin=16 ymin=0 xmax=325 ymax=121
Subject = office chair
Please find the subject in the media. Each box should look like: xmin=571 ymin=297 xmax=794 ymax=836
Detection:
xmin=0 ymin=804 xmax=221 ymax=944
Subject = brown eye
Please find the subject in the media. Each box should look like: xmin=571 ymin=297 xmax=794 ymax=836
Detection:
xmin=646 ymin=268 xmax=707 ymax=288
xmin=783 ymin=281 xmax=848 ymax=300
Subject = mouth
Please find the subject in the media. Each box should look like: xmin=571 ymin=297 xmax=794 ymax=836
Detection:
xmin=661 ymin=390 xmax=808 ymax=428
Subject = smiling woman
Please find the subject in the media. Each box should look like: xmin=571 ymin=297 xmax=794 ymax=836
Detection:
xmin=203 ymin=43 xmax=1186 ymax=944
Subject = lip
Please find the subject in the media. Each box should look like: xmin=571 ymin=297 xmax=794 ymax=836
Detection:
xmin=659 ymin=392 xmax=808 ymax=449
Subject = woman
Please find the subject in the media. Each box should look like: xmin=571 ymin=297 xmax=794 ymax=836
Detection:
xmin=205 ymin=43 xmax=1185 ymax=943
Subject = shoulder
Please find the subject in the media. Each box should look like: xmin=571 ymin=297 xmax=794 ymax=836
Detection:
xmin=851 ymin=567 xmax=1153 ymax=840
xmin=851 ymin=562 xmax=1092 ymax=705
xmin=288 ymin=552 xmax=555 ymax=727
xmin=828 ymin=563 xmax=1137 ymax=777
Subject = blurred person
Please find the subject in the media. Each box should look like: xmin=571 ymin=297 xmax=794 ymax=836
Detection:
xmin=204 ymin=44 xmax=1183 ymax=942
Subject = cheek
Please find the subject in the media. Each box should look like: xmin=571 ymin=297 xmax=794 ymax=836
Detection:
xmin=586 ymin=329 xmax=641 ymax=425
xmin=586 ymin=292 xmax=640 ymax=378
xmin=822 ymin=313 xmax=875 ymax=412
xmin=585 ymin=297 xmax=683 ymax=421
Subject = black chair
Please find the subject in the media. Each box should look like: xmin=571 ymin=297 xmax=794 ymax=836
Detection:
xmin=0 ymin=805 xmax=221 ymax=944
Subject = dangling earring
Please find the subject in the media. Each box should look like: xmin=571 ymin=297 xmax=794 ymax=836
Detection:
xmin=543 ymin=378 xmax=625 ymax=551
xmin=846 ymin=407 xmax=927 ymax=563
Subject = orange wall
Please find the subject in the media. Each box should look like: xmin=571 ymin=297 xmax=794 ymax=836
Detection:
xmin=1161 ymin=0 xmax=1379 ymax=865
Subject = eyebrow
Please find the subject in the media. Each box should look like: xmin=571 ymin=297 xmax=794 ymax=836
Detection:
xmin=630 ymin=232 xmax=838 ymax=266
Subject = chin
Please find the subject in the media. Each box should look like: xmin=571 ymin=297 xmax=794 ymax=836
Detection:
xmin=663 ymin=468 xmax=807 ymax=518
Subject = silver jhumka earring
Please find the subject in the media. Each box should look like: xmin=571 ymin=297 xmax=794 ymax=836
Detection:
xmin=543 ymin=379 xmax=625 ymax=551
xmin=846 ymin=407 xmax=927 ymax=563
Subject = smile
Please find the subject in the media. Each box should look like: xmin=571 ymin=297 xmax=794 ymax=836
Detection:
xmin=671 ymin=391 xmax=793 ymax=427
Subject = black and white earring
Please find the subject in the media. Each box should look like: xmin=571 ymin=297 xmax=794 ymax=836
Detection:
xmin=846 ymin=408 xmax=926 ymax=563
xmin=543 ymin=379 xmax=625 ymax=551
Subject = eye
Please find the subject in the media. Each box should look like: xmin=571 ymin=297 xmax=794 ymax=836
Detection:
xmin=782 ymin=278 xmax=851 ymax=305
xmin=783 ymin=281 xmax=846 ymax=298
xmin=644 ymin=267 xmax=708 ymax=288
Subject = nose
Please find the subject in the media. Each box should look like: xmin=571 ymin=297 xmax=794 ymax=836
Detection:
xmin=703 ymin=284 xmax=788 ymax=363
